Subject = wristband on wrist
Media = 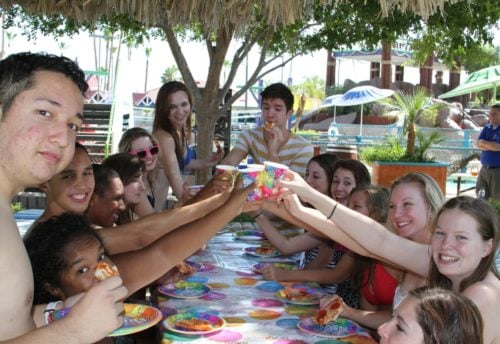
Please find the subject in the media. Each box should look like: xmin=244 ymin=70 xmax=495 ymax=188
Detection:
xmin=44 ymin=300 xmax=63 ymax=325
xmin=328 ymin=202 xmax=338 ymax=219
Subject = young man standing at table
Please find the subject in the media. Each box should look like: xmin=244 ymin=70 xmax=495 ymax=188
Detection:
xmin=476 ymin=104 xmax=500 ymax=201
xmin=0 ymin=52 xmax=127 ymax=342
xmin=222 ymin=83 xmax=313 ymax=176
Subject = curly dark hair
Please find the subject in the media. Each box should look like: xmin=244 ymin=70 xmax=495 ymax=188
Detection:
xmin=0 ymin=52 xmax=88 ymax=119
xmin=24 ymin=213 xmax=103 ymax=304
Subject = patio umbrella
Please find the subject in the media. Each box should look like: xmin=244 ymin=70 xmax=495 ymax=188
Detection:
xmin=438 ymin=65 xmax=500 ymax=100
xmin=330 ymin=85 xmax=394 ymax=136
xmin=322 ymin=94 xmax=343 ymax=124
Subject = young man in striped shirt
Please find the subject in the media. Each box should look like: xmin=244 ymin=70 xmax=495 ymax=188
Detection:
xmin=222 ymin=83 xmax=313 ymax=176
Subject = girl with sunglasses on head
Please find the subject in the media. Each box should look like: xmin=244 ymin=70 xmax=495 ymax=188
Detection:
xmin=280 ymin=173 xmax=499 ymax=343
xmin=119 ymin=127 xmax=170 ymax=215
xmin=153 ymin=81 xmax=224 ymax=204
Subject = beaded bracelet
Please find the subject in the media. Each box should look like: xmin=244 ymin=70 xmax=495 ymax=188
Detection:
xmin=44 ymin=300 xmax=63 ymax=325
xmin=328 ymin=203 xmax=338 ymax=219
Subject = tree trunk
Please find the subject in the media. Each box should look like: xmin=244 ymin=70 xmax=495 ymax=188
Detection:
xmin=406 ymin=123 xmax=416 ymax=158
xmin=380 ymin=40 xmax=392 ymax=89
xmin=419 ymin=53 xmax=433 ymax=91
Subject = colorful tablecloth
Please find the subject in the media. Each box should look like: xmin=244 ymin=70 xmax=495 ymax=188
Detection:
xmin=156 ymin=223 xmax=376 ymax=343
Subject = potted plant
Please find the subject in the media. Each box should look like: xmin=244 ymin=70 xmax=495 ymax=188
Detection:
xmin=360 ymin=87 xmax=448 ymax=192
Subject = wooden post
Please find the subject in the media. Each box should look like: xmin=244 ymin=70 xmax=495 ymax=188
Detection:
xmin=380 ymin=40 xmax=392 ymax=89
xmin=449 ymin=57 xmax=467 ymax=105
xmin=326 ymin=50 xmax=336 ymax=89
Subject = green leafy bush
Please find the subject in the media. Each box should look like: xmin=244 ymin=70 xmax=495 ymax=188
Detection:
xmin=10 ymin=202 xmax=24 ymax=213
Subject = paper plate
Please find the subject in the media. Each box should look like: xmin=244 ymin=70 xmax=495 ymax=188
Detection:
xmin=244 ymin=246 xmax=281 ymax=258
xmin=163 ymin=312 xmax=226 ymax=335
xmin=297 ymin=317 xmax=367 ymax=339
xmin=158 ymin=281 xmax=211 ymax=299
xmin=233 ymin=230 xmax=266 ymax=241
xmin=185 ymin=260 xmax=202 ymax=273
xmin=252 ymin=262 xmax=296 ymax=274
xmin=275 ymin=287 xmax=323 ymax=305
xmin=49 ymin=303 xmax=162 ymax=337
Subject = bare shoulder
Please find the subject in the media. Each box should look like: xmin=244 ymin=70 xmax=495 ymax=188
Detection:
xmin=153 ymin=129 xmax=174 ymax=143
xmin=463 ymin=273 xmax=500 ymax=309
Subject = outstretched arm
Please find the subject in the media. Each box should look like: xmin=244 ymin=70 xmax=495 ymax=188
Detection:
xmin=281 ymin=194 xmax=375 ymax=258
xmin=254 ymin=213 xmax=322 ymax=255
xmin=111 ymin=183 xmax=253 ymax=296
xmin=98 ymin=191 xmax=230 ymax=255
xmin=262 ymin=251 xmax=355 ymax=285
xmin=281 ymin=171 xmax=431 ymax=277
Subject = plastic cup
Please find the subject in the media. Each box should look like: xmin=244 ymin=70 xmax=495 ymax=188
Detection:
xmin=263 ymin=161 xmax=289 ymax=198
xmin=215 ymin=165 xmax=238 ymax=181
xmin=240 ymin=166 xmax=265 ymax=201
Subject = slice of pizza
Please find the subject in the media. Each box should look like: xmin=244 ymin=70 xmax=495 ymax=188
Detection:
xmin=255 ymin=247 xmax=275 ymax=255
xmin=175 ymin=318 xmax=213 ymax=331
xmin=95 ymin=261 xmax=119 ymax=282
xmin=314 ymin=295 xmax=344 ymax=325
xmin=214 ymin=140 xmax=223 ymax=153
xmin=176 ymin=261 xmax=195 ymax=275
xmin=283 ymin=287 xmax=311 ymax=301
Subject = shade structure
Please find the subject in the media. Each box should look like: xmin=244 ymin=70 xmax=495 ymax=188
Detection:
xmin=438 ymin=65 xmax=500 ymax=100
xmin=329 ymin=86 xmax=394 ymax=136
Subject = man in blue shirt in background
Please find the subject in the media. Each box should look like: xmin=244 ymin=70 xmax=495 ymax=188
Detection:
xmin=477 ymin=104 xmax=500 ymax=201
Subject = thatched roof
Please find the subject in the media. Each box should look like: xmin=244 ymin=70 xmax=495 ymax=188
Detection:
xmin=0 ymin=0 xmax=464 ymax=30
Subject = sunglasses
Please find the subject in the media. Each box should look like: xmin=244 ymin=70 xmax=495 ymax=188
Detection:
xmin=129 ymin=144 xmax=159 ymax=159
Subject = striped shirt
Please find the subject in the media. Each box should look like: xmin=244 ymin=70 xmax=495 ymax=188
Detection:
xmin=232 ymin=128 xmax=313 ymax=176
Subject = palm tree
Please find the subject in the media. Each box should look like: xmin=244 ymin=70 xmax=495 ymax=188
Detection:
xmin=144 ymin=47 xmax=152 ymax=92
xmin=382 ymin=86 xmax=441 ymax=160
xmin=161 ymin=65 xmax=179 ymax=84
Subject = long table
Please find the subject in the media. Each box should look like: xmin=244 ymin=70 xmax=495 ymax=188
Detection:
xmin=154 ymin=222 xmax=376 ymax=343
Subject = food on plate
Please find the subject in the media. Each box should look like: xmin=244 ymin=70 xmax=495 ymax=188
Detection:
xmin=176 ymin=261 xmax=195 ymax=275
xmin=264 ymin=121 xmax=275 ymax=130
xmin=314 ymin=295 xmax=344 ymax=325
xmin=175 ymin=318 xmax=213 ymax=332
xmin=283 ymin=287 xmax=312 ymax=301
xmin=255 ymin=247 xmax=275 ymax=255
xmin=94 ymin=261 xmax=119 ymax=281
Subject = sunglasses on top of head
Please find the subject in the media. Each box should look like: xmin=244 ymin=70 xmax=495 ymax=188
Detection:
xmin=129 ymin=144 xmax=159 ymax=159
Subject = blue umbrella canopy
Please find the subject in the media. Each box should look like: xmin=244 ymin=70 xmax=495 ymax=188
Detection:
xmin=438 ymin=65 xmax=500 ymax=100
xmin=330 ymin=86 xmax=394 ymax=135
xmin=331 ymin=85 xmax=394 ymax=106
